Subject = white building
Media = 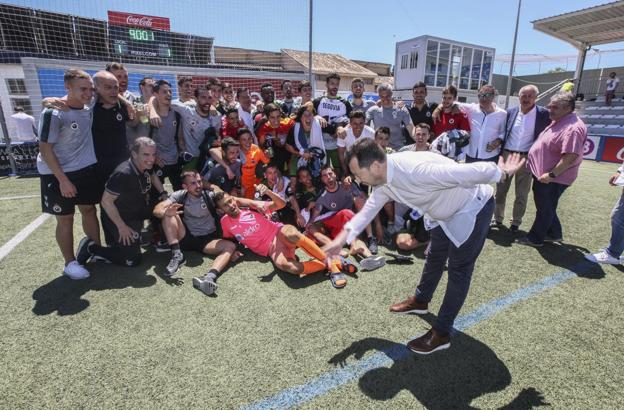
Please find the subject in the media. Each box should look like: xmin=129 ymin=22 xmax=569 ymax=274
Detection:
xmin=394 ymin=35 xmax=498 ymax=104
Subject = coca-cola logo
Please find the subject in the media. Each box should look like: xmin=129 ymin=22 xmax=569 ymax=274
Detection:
xmin=126 ymin=15 xmax=154 ymax=27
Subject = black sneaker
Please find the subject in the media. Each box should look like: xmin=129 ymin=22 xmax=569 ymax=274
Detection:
xmin=76 ymin=236 xmax=94 ymax=266
xmin=490 ymin=220 xmax=503 ymax=229
xmin=368 ymin=236 xmax=379 ymax=255
xmin=544 ymin=236 xmax=563 ymax=243
xmin=510 ymin=224 xmax=519 ymax=233
xmin=165 ymin=252 xmax=186 ymax=276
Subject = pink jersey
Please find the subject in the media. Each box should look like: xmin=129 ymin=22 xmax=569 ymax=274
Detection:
xmin=220 ymin=208 xmax=283 ymax=256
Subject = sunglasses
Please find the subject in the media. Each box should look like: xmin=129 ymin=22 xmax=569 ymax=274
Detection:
xmin=478 ymin=92 xmax=495 ymax=98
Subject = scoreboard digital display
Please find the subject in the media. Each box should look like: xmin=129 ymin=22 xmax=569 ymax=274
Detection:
xmin=109 ymin=25 xmax=172 ymax=58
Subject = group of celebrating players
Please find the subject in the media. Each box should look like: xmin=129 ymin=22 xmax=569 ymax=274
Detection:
xmin=37 ymin=61 xmax=484 ymax=296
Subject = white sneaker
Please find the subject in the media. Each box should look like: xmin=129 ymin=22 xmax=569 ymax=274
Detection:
xmin=585 ymin=250 xmax=621 ymax=265
xmin=360 ymin=255 xmax=386 ymax=271
xmin=63 ymin=260 xmax=90 ymax=280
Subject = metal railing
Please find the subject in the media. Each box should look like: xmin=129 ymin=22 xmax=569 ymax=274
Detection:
xmin=536 ymin=78 xmax=573 ymax=106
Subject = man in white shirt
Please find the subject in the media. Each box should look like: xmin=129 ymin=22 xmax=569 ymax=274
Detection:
xmin=236 ymin=87 xmax=256 ymax=142
xmin=337 ymin=110 xmax=374 ymax=173
xmin=461 ymin=84 xmax=506 ymax=163
xmin=322 ymin=138 xmax=525 ymax=354
xmin=10 ymin=107 xmax=37 ymax=142
xmin=605 ymin=72 xmax=620 ymax=106
xmin=493 ymin=85 xmax=551 ymax=232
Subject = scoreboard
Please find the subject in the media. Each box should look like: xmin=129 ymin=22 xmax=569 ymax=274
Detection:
xmin=108 ymin=11 xmax=172 ymax=59
xmin=109 ymin=25 xmax=172 ymax=58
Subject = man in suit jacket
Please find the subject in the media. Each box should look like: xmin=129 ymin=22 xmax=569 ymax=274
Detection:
xmin=493 ymin=85 xmax=550 ymax=232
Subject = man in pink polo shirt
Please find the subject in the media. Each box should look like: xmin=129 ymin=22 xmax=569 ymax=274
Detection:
xmin=517 ymin=92 xmax=587 ymax=247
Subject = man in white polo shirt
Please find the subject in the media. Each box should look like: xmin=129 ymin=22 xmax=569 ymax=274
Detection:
xmin=322 ymin=138 xmax=525 ymax=354
xmin=493 ymin=85 xmax=550 ymax=232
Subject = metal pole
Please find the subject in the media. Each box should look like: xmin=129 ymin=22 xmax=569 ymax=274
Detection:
xmin=308 ymin=0 xmax=314 ymax=96
xmin=505 ymin=0 xmax=522 ymax=109
xmin=0 ymin=102 xmax=18 ymax=176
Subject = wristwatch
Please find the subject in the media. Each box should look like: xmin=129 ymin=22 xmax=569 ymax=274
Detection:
xmin=548 ymin=171 xmax=556 ymax=179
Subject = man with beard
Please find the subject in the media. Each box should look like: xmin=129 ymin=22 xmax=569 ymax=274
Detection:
xmin=293 ymin=80 xmax=313 ymax=111
xmin=76 ymin=137 xmax=167 ymax=268
xmin=150 ymin=84 xmax=220 ymax=173
xmin=431 ymin=85 xmax=470 ymax=137
xmin=146 ymin=80 xmax=186 ymax=190
xmin=350 ymin=78 xmax=375 ymax=114
xmin=203 ymin=137 xmax=241 ymax=195
xmin=106 ymin=62 xmax=135 ymax=103
xmin=313 ymin=73 xmax=353 ymax=174
xmin=215 ymin=187 xmax=355 ymax=288
xmin=278 ymin=80 xmax=296 ymax=116
xmin=408 ymin=82 xmax=437 ymax=132
xmin=153 ymin=171 xmax=241 ymax=294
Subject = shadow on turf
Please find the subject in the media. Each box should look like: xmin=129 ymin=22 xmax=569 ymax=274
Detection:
xmin=535 ymin=243 xmax=605 ymax=279
xmin=329 ymin=313 xmax=549 ymax=409
xmin=32 ymin=259 xmax=157 ymax=316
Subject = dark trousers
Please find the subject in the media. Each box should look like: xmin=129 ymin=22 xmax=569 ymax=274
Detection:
xmin=414 ymin=198 xmax=494 ymax=335
xmin=90 ymin=213 xmax=142 ymax=267
xmin=465 ymin=155 xmax=499 ymax=164
xmin=156 ymin=164 xmax=183 ymax=191
xmin=527 ymin=178 xmax=568 ymax=244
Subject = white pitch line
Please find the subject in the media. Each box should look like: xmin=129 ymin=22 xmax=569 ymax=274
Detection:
xmin=0 ymin=194 xmax=40 ymax=201
xmin=0 ymin=213 xmax=51 ymax=262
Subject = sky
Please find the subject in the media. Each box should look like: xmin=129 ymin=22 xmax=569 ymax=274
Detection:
xmin=6 ymin=0 xmax=624 ymax=75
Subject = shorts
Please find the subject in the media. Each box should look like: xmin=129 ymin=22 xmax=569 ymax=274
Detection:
xmin=40 ymin=164 xmax=101 ymax=215
xmin=314 ymin=209 xmax=354 ymax=239
xmin=154 ymin=163 xmax=183 ymax=191
xmin=179 ymin=230 xmax=217 ymax=253
xmin=268 ymin=227 xmax=296 ymax=262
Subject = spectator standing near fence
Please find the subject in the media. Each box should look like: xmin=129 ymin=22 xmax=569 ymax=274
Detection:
xmin=10 ymin=107 xmax=37 ymax=142
xmin=605 ymin=72 xmax=620 ymax=106
xmin=517 ymin=92 xmax=587 ymax=247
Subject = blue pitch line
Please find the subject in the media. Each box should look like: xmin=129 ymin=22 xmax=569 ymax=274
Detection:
xmin=241 ymin=267 xmax=582 ymax=410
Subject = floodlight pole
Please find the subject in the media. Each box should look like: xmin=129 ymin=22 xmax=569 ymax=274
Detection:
xmin=505 ymin=0 xmax=522 ymax=109
xmin=308 ymin=0 xmax=314 ymax=95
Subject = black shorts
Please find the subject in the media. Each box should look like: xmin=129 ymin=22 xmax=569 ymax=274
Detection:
xmin=40 ymin=164 xmax=101 ymax=215
xmin=179 ymin=230 xmax=217 ymax=253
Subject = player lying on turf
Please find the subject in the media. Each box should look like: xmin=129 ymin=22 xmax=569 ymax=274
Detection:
xmin=213 ymin=185 xmax=355 ymax=288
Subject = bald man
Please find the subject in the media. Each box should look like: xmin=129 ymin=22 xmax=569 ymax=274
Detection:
xmin=92 ymin=71 xmax=139 ymax=199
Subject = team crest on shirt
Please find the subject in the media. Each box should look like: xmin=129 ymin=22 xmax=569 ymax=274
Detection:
xmin=220 ymin=177 xmax=225 ymax=184
xmin=426 ymin=112 xmax=431 ymax=117
xmin=330 ymin=202 xmax=336 ymax=209
xmin=173 ymin=120 xmax=178 ymax=127
xmin=190 ymin=120 xmax=197 ymax=127
xmin=235 ymin=234 xmax=244 ymax=242
xmin=392 ymin=110 xmax=398 ymax=119
xmin=155 ymin=169 xmax=163 ymax=177
xmin=449 ymin=118 xmax=455 ymax=124
xmin=70 ymin=122 xmax=79 ymax=130
xmin=52 ymin=204 xmax=62 ymax=213
xmin=201 ymin=202 xmax=207 ymax=209
xmin=116 ymin=113 xmax=123 ymax=122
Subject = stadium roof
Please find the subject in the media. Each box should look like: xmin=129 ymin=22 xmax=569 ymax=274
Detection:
xmin=532 ymin=1 xmax=624 ymax=48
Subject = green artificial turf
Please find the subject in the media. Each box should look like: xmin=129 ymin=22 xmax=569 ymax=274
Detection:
xmin=1 ymin=160 xmax=623 ymax=409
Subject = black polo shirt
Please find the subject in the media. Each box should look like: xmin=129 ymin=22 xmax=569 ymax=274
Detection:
xmin=105 ymin=159 xmax=153 ymax=221
xmin=92 ymin=101 xmax=130 ymax=166
xmin=408 ymin=102 xmax=438 ymax=129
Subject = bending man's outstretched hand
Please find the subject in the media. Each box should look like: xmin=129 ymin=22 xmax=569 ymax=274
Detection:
xmin=498 ymin=152 xmax=527 ymax=179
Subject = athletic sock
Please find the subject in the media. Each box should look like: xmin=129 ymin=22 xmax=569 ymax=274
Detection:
xmin=296 ymin=236 xmax=326 ymax=261
xmin=205 ymin=268 xmax=220 ymax=282
xmin=300 ymin=260 xmax=326 ymax=276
